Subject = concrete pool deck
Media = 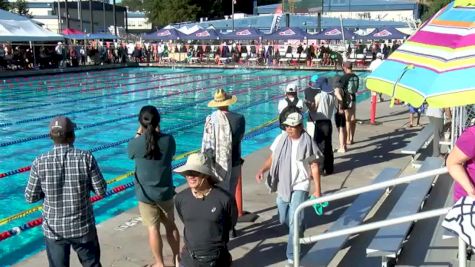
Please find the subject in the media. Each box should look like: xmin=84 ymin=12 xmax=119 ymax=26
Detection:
xmin=16 ymin=96 xmax=459 ymax=267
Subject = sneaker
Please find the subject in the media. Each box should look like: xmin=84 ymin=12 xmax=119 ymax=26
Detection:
xmin=337 ymin=148 xmax=347 ymax=153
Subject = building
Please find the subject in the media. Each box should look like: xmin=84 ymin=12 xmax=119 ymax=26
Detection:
xmin=258 ymin=0 xmax=420 ymax=27
xmin=126 ymin=11 xmax=152 ymax=33
xmin=6 ymin=0 xmax=153 ymax=35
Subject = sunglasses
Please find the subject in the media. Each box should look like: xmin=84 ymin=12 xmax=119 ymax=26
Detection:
xmin=184 ymin=171 xmax=205 ymax=177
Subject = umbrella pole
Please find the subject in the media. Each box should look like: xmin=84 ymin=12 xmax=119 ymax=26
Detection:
xmin=390 ymin=65 xmax=414 ymax=107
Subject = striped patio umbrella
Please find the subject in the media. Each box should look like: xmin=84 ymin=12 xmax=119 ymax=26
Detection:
xmin=365 ymin=0 xmax=475 ymax=108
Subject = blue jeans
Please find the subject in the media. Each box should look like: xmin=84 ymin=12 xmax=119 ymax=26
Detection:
xmin=276 ymin=190 xmax=308 ymax=262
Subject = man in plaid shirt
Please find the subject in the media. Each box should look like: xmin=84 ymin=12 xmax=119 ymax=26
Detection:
xmin=25 ymin=116 xmax=107 ymax=267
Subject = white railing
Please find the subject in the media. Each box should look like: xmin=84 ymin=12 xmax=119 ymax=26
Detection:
xmin=291 ymin=167 xmax=467 ymax=267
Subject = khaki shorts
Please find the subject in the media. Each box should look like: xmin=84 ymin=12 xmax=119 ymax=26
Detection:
xmin=138 ymin=200 xmax=175 ymax=227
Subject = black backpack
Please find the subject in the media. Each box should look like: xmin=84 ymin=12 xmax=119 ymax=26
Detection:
xmin=304 ymin=87 xmax=320 ymax=121
xmin=279 ymin=98 xmax=303 ymax=130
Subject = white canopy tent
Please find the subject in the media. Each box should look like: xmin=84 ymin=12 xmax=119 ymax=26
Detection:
xmin=0 ymin=9 xmax=63 ymax=42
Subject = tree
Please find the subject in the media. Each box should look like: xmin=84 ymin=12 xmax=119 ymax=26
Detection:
xmin=14 ymin=0 xmax=30 ymax=17
xmin=120 ymin=0 xmax=145 ymax=12
xmin=0 ymin=0 xmax=10 ymax=10
xmin=145 ymin=0 xmax=200 ymax=26
xmin=420 ymin=0 xmax=451 ymax=22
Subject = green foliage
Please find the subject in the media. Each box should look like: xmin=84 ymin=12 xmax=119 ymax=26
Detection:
xmin=14 ymin=0 xmax=30 ymax=17
xmin=120 ymin=0 xmax=145 ymax=12
xmin=0 ymin=0 xmax=10 ymax=10
xmin=420 ymin=0 xmax=452 ymax=22
xmin=145 ymin=0 xmax=200 ymax=26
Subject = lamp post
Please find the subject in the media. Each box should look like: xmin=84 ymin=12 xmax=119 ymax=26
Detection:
xmin=78 ymin=0 xmax=83 ymax=31
xmin=232 ymin=0 xmax=236 ymax=31
xmin=102 ymin=0 xmax=106 ymax=31
xmin=57 ymin=0 xmax=61 ymax=33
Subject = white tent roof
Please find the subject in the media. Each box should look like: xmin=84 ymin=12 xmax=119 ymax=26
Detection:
xmin=0 ymin=9 xmax=63 ymax=42
xmin=177 ymin=25 xmax=202 ymax=35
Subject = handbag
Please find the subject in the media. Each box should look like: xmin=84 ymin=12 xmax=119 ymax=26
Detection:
xmin=442 ymin=196 xmax=475 ymax=247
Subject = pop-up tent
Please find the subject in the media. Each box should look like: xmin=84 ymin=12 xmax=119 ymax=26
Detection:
xmin=311 ymin=27 xmax=360 ymax=40
xmin=181 ymin=29 xmax=221 ymax=40
xmin=263 ymin=27 xmax=309 ymax=40
xmin=61 ymin=28 xmax=84 ymax=35
xmin=143 ymin=28 xmax=185 ymax=41
xmin=0 ymin=9 xmax=63 ymax=42
xmin=220 ymin=28 xmax=264 ymax=40
xmin=360 ymin=26 xmax=409 ymax=40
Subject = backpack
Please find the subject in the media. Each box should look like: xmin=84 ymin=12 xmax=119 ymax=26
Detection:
xmin=279 ymin=98 xmax=302 ymax=130
xmin=304 ymin=87 xmax=320 ymax=121
xmin=345 ymin=74 xmax=360 ymax=94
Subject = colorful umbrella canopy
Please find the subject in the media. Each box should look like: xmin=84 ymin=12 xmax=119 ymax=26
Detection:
xmin=366 ymin=1 xmax=475 ymax=108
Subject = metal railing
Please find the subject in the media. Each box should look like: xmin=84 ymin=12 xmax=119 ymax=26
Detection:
xmin=291 ymin=167 xmax=467 ymax=267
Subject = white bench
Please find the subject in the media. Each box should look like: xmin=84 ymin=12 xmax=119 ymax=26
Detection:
xmin=366 ymin=157 xmax=444 ymax=267
xmin=400 ymin=124 xmax=434 ymax=167
xmin=301 ymin=168 xmax=401 ymax=267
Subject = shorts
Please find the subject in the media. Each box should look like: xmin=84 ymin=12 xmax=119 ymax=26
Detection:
xmin=334 ymin=112 xmax=346 ymax=128
xmin=138 ymin=200 xmax=175 ymax=226
xmin=409 ymin=104 xmax=425 ymax=114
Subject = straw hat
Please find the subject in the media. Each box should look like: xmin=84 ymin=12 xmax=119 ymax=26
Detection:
xmin=174 ymin=153 xmax=219 ymax=182
xmin=207 ymin=88 xmax=237 ymax=108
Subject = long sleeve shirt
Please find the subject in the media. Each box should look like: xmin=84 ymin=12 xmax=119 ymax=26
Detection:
xmin=25 ymin=144 xmax=106 ymax=240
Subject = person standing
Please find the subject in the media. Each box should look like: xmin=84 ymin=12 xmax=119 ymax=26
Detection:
xmin=202 ymin=89 xmax=245 ymax=197
xmin=339 ymin=61 xmax=359 ymax=145
xmin=174 ymin=153 xmax=237 ymax=267
xmin=304 ymin=75 xmax=321 ymax=139
xmin=313 ymin=76 xmax=336 ymax=174
xmin=255 ymin=112 xmax=323 ymax=266
xmin=368 ymin=53 xmax=384 ymax=102
xmin=128 ymin=106 xmax=180 ymax=267
xmin=426 ymin=106 xmax=451 ymax=157
xmin=25 ymin=116 xmax=107 ymax=267
xmin=278 ymin=82 xmax=305 ymax=114
xmin=332 ymin=75 xmax=348 ymax=153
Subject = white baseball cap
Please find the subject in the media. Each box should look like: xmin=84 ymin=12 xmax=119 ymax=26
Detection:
xmin=285 ymin=83 xmax=298 ymax=93
xmin=283 ymin=112 xmax=303 ymax=127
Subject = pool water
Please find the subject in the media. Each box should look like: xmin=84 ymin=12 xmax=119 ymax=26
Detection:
xmin=0 ymin=67 xmax=369 ymax=265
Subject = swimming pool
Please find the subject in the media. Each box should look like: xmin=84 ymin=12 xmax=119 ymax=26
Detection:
xmin=0 ymin=67 xmax=369 ymax=265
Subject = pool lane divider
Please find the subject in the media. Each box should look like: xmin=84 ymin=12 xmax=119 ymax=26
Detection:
xmin=0 ymin=70 xmax=219 ymax=102
xmin=0 ymin=68 xmax=166 ymax=89
xmin=0 ymin=117 xmax=280 ymax=227
xmin=0 ymin=73 xmax=276 ymax=147
xmin=0 ymin=75 xmax=306 ymax=178
xmin=0 ymin=68 xmax=123 ymax=87
xmin=0 ymin=71 xmax=268 ymax=127
xmin=0 ymin=69 xmax=198 ymax=99
xmin=0 ymin=70 xmax=226 ymax=111
xmin=0 ymin=118 xmax=280 ymax=241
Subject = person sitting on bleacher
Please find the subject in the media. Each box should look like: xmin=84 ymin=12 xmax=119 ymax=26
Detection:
xmin=447 ymin=124 xmax=475 ymax=201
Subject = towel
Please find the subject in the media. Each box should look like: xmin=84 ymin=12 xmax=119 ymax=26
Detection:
xmin=442 ymin=196 xmax=475 ymax=247
xmin=201 ymin=110 xmax=232 ymax=182
xmin=266 ymin=131 xmax=323 ymax=202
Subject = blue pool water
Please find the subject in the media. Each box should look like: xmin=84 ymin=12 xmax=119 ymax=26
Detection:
xmin=0 ymin=67 xmax=369 ymax=265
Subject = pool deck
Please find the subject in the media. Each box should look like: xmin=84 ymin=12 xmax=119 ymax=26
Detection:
xmin=17 ymin=96 xmax=458 ymax=267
